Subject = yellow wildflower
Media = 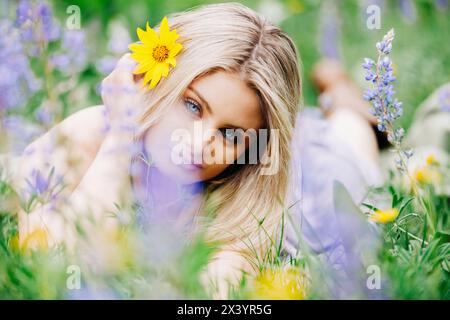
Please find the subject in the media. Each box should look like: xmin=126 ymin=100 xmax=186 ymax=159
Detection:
xmin=250 ymin=266 xmax=308 ymax=300
xmin=370 ymin=208 xmax=399 ymax=224
xmin=426 ymin=154 xmax=437 ymax=166
xmin=287 ymin=0 xmax=305 ymax=13
xmin=129 ymin=16 xmax=183 ymax=90
xmin=9 ymin=228 xmax=49 ymax=253
xmin=414 ymin=166 xmax=441 ymax=185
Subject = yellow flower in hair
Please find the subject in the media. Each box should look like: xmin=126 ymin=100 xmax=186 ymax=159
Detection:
xmin=129 ymin=16 xmax=183 ymax=90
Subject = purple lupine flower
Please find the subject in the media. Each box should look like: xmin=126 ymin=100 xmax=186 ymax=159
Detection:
xmin=35 ymin=102 xmax=55 ymax=125
xmin=375 ymin=30 xmax=394 ymax=54
xmin=95 ymin=56 xmax=118 ymax=75
xmin=24 ymin=167 xmax=64 ymax=206
xmin=50 ymin=29 xmax=88 ymax=75
xmin=107 ymin=20 xmax=132 ymax=55
xmin=26 ymin=168 xmax=51 ymax=196
xmin=15 ymin=0 xmax=61 ymax=55
xmin=0 ymin=19 xmax=41 ymax=111
xmin=35 ymin=2 xmax=60 ymax=41
xmin=362 ymin=58 xmax=375 ymax=70
xmin=362 ymin=29 xmax=411 ymax=169
xmin=96 ymin=21 xmax=132 ymax=75
xmin=439 ymin=88 xmax=450 ymax=112
xmin=398 ymin=0 xmax=417 ymax=23
xmin=15 ymin=0 xmax=33 ymax=26
xmin=404 ymin=148 xmax=414 ymax=159
xmin=319 ymin=1 xmax=341 ymax=59
xmin=435 ymin=0 xmax=449 ymax=10
xmin=2 ymin=115 xmax=43 ymax=154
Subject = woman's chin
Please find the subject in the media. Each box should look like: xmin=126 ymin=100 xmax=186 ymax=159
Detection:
xmin=156 ymin=161 xmax=206 ymax=184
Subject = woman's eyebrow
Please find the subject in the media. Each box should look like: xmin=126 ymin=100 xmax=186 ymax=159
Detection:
xmin=223 ymin=124 xmax=247 ymax=131
xmin=187 ymin=85 xmax=249 ymax=131
xmin=188 ymin=85 xmax=213 ymax=115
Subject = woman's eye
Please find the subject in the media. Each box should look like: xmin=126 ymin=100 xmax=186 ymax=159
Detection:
xmin=184 ymin=98 xmax=201 ymax=115
xmin=219 ymin=128 xmax=243 ymax=145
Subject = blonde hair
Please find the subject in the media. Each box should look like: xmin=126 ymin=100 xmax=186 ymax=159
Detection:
xmin=136 ymin=2 xmax=302 ymax=271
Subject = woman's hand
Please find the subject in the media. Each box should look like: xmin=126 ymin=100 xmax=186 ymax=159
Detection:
xmin=100 ymin=53 xmax=147 ymax=140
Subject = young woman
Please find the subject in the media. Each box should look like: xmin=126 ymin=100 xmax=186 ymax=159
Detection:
xmin=11 ymin=2 xmax=383 ymax=297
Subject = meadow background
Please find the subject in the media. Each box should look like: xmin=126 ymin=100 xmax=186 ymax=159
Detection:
xmin=0 ymin=0 xmax=449 ymax=299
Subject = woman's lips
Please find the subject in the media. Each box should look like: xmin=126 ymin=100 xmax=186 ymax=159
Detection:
xmin=180 ymin=155 xmax=204 ymax=170
xmin=180 ymin=163 xmax=204 ymax=171
xmin=176 ymin=152 xmax=205 ymax=171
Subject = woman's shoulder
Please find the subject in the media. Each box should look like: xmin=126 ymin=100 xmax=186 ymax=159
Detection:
xmin=33 ymin=104 xmax=108 ymax=158
xmin=59 ymin=104 xmax=107 ymax=138
xmin=6 ymin=105 xmax=109 ymax=195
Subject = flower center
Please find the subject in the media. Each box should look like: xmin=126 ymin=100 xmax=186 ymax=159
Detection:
xmin=152 ymin=45 xmax=169 ymax=63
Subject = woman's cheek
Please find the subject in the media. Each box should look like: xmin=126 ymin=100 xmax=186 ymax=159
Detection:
xmin=210 ymin=143 xmax=244 ymax=166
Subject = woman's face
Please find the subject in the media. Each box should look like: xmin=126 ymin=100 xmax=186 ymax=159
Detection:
xmin=144 ymin=70 xmax=264 ymax=184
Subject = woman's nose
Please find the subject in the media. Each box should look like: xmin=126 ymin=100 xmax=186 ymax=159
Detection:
xmin=190 ymin=122 xmax=216 ymax=162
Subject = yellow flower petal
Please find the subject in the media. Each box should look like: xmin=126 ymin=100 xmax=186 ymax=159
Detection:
xmin=167 ymin=57 xmax=177 ymax=68
xmin=129 ymin=43 xmax=154 ymax=54
xmin=134 ymin=60 xmax=156 ymax=74
xmin=149 ymin=64 xmax=164 ymax=89
xmin=159 ymin=16 xmax=170 ymax=40
xmin=145 ymin=22 xmax=160 ymax=43
xmin=426 ymin=154 xmax=436 ymax=166
xmin=131 ymin=52 xmax=154 ymax=64
xmin=160 ymin=30 xmax=180 ymax=47
xmin=250 ymin=267 xmax=308 ymax=300
xmin=414 ymin=166 xmax=441 ymax=185
xmin=169 ymin=43 xmax=183 ymax=58
xmin=161 ymin=64 xmax=170 ymax=77
xmin=136 ymin=27 xmax=152 ymax=44
xmin=143 ymin=67 xmax=154 ymax=85
xmin=21 ymin=228 xmax=49 ymax=252
xmin=168 ymin=30 xmax=180 ymax=43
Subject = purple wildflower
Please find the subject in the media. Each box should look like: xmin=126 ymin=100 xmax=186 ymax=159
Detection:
xmin=0 ymin=19 xmax=41 ymax=111
xmin=15 ymin=0 xmax=33 ymax=26
xmin=362 ymin=58 xmax=375 ymax=70
xmin=24 ymin=167 xmax=64 ymax=207
xmin=319 ymin=1 xmax=341 ymax=59
xmin=362 ymin=29 xmax=411 ymax=169
xmin=2 ymin=115 xmax=43 ymax=154
xmin=26 ymin=168 xmax=51 ymax=196
xmin=438 ymin=88 xmax=450 ymax=112
xmin=96 ymin=21 xmax=132 ymax=75
xmin=95 ymin=56 xmax=118 ymax=75
xmin=398 ymin=0 xmax=417 ymax=23
xmin=50 ymin=30 xmax=88 ymax=75
xmin=375 ymin=30 xmax=394 ymax=54
xmin=435 ymin=0 xmax=449 ymax=10
xmin=107 ymin=20 xmax=132 ymax=55
xmin=35 ymin=2 xmax=60 ymax=41
xmin=15 ymin=0 xmax=61 ymax=55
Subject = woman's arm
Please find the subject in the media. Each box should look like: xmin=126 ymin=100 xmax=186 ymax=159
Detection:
xmin=13 ymin=105 xmax=107 ymax=246
xmin=16 ymin=54 xmax=147 ymax=249
xmin=13 ymin=105 xmax=107 ymax=196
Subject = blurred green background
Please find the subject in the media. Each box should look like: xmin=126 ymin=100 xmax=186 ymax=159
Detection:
xmin=48 ymin=0 xmax=450 ymax=129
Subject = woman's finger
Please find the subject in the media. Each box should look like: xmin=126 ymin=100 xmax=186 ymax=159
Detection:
xmin=110 ymin=53 xmax=137 ymax=88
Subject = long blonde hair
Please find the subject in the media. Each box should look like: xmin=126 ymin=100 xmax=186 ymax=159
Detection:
xmin=136 ymin=2 xmax=302 ymax=268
